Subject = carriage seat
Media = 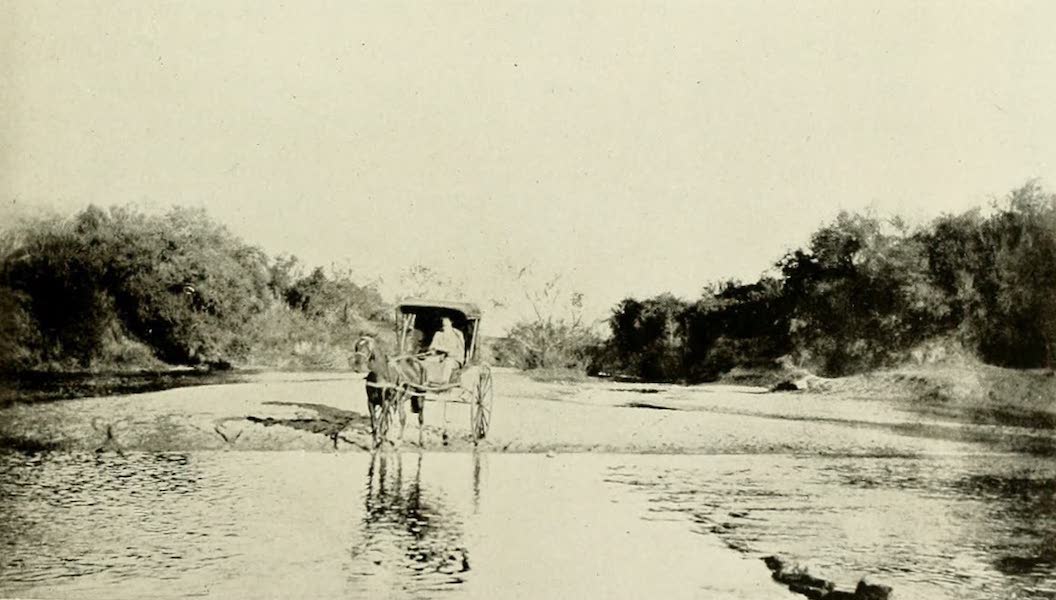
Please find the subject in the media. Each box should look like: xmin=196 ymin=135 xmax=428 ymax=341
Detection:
xmin=423 ymin=359 xmax=463 ymax=386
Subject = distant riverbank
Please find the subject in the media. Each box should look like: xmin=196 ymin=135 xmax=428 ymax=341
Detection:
xmin=791 ymin=363 xmax=1055 ymax=431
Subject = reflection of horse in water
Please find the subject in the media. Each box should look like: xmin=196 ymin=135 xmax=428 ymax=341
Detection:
xmin=350 ymin=452 xmax=471 ymax=589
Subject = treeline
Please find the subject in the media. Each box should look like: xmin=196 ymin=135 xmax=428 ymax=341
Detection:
xmin=0 ymin=205 xmax=390 ymax=371
xmin=6 ymin=182 xmax=1054 ymax=379
xmin=591 ymin=182 xmax=1056 ymax=380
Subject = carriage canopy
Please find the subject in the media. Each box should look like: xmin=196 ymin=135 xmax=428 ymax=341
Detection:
xmin=397 ymin=300 xmax=481 ymax=319
xmin=395 ymin=299 xmax=482 ymax=363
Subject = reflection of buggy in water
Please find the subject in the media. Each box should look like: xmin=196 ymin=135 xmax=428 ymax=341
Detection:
xmin=350 ymin=452 xmax=477 ymax=590
xmin=353 ymin=300 xmax=494 ymax=447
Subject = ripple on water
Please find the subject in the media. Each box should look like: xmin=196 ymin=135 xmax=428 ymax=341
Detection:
xmin=605 ymin=453 xmax=1056 ymax=600
xmin=1 ymin=451 xmax=1053 ymax=599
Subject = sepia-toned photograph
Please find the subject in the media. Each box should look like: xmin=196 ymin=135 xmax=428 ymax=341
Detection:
xmin=1 ymin=2 xmax=1054 ymax=598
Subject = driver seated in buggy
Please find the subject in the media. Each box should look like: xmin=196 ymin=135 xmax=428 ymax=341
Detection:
xmin=423 ymin=317 xmax=465 ymax=384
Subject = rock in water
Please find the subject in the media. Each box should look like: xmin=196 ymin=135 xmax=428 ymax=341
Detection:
xmin=762 ymin=555 xmax=787 ymax=574
xmin=760 ymin=555 xmax=894 ymax=600
xmin=761 ymin=555 xmax=833 ymax=597
xmin=855 ymin=577 xmax=893 ymax=600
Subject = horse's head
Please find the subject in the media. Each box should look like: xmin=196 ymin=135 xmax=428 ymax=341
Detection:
xmin=351 ymin=336 xmax=377 ymax=373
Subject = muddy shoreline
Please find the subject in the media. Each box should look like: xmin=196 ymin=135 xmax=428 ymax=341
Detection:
xmin=1 ymin=368 xmax=1052 ymax=455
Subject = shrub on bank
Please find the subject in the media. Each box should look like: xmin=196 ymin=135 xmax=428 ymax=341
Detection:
xmin=0 ymin=205 xmax=390 ymax=372
xmin=591 ymin=182 xmax=1056 ymax=381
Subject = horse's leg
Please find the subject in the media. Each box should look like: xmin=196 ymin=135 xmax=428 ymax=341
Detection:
xmin=375 ymin=387 xmax=394 ymax=449
xmin=366 ymin=372 xmax=384 ymax=447
xmin=412 ymin=365 xmax=426 ymax=447
xmin=366 ymin=389 xmax=378 ymax=446
xmin=417 ymin=394 xmax=425 ymax=447
xmin=372 ymin=399 xmax=383 ymax=449
xmin=397 ymin=388 xmax=408 ymax=447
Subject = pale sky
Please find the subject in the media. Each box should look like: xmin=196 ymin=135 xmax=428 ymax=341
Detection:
xmin=3 ymin=2 xmax=1056 ymax=333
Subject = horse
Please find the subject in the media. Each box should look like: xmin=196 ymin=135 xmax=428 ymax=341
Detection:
xmin=351 ymin=335 xmax=427 ymax=447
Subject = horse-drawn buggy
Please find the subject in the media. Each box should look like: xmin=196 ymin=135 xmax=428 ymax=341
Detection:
xmin=352 ymin=300 xmax=494 ymax=447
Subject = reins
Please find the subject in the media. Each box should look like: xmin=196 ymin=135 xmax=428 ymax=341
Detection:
xmin=364 ymin=379 xmax=400 ymax=390
xmin=356 ymin=337 xmax=422 ymax=393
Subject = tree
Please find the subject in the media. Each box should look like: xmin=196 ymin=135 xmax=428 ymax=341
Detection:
xmin=0 ymin=205 xmax=276 ymax=367
xmin=775 ymin=211 xmax=951 ymax=375
xmin=2 ymin=213 xmax=115 ymax=365
xmin=285 ymin=266 xmax=389 ymax=325
xmin=981 ymin=182 xmax=1056 ymax=367
xmin=267 ymin=254 xmax=302 ymax=301
xmin=598 ymin=293 xmax=690 ymax=380
xmin=99 ymin=206 xmax=273 ymax=364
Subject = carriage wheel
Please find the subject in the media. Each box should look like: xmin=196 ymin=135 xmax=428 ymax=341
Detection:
xmin=470 ymin=366 xmax=493 ymax=442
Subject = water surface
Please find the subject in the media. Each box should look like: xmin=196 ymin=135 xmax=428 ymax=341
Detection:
xmin=0 ymin=451 xmax=786 ymax=600
xmin=608 ymin=453 xmax=1056 ymax=600
xmin=2 ymin=373 xmax=1054 ymax=599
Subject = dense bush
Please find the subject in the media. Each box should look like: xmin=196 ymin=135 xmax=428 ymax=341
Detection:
xmin=0 ymin=206 xmax=274 ymax=367
xmin=596 ymin=295 xmax=688 ymax=380
xmin=594 ymin=182 xmax=1056 ymax=380
xmin=780 ymin=213 xmax=950 ymax=375
xmin=283 ymin=266 xmax=389 ymax=325
xmin=0 ymin=205 xmax=389 ymax=371
xmin=490 ymin=275 xmax=601 ymax=372
xmin=492 ymin=319 xmax=600 ymax=371
xmin=594 ymin=281 xmax=791 ymax=382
